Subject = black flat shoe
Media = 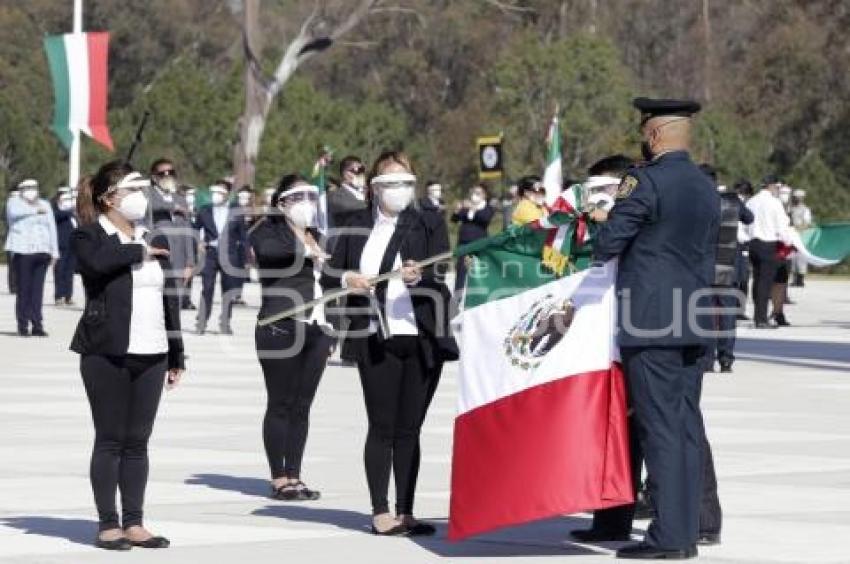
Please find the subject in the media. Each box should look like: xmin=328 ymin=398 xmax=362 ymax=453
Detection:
xmin=405 ymin=520 xmax=436 ymax=536
xmin=617 ymin=542 xmax=697 ymax=559
xmin=94 ymin=537 xmax=132 ymax=551
xmin=370 ymin=523 xmax=409 ymax=536
xmin=571 ymin=528 xmax=631 ymax=542
xmin=131 ymin=536 xmax=170 ymax=549
xmin=31 ymin=328 xmax=48 ymax=337
xmin=697 ymin=532 xmax=721 ymax=546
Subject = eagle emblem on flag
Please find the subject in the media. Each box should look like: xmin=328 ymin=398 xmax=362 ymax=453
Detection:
xmin=503 ymin=296 xmax=577 ymax=371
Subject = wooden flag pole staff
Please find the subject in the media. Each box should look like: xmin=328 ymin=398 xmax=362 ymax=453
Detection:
xmin=257 ymin=251 xmax=455 ymax=327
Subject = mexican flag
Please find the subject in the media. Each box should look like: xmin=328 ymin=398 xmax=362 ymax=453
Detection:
xmin=542 ymin=110 xmax=563 ymax=206
xmin=798 ymin=223 xmax=850 ymax=266
xmin=310 ymin=152 xmax=331 ymax=234
xmin=448 ymin=218 xmax=633 ymax=540
xmin=44 ymin=32 xmax=114 ymax=151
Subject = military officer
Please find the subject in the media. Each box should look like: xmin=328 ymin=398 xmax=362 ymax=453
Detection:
xmin=587 ymin=98 xmax=720 ymax=560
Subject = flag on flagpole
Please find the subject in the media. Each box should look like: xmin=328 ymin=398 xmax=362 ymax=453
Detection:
xmin=542 ymin=109 xmax=563 ymax=206
xmin=310 ymin=148 xmax=332 ymax=234
xmin=448 ymin=218 xmax=633 ymax=541
xmin=44 ymin=32 xmax=114 ymax=151
xmin=797 ymin=222 xmax=850 ymax=266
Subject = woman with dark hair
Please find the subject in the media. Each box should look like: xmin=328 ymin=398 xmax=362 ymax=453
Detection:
xmin=71 ymin=160 xmax=185 ymax=550
xmin=249 ymin=173 xmax=332 ymax=501
xmin=511 ymin=175 xmax=547 ymax=226
xmin=321 ymin=150 xmax=455 ymax=535
xmin=451 ymin=183 xmax=494 ymax=290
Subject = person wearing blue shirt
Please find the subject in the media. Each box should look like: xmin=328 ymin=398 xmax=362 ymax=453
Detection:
xmin=4 ymin=179 xmax=59 ymax=336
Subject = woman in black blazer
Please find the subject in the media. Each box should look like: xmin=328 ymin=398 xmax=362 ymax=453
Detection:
xmin=70 ymin=160 xmax=184 ymax=551
xmin=321 ymin=151 xmax=455 ymax=535
xmin=249 ymin=174 xmax=333 ymax=501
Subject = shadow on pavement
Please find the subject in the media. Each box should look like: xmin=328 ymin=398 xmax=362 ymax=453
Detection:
xmin=736 ymin=337 xmax=850 ymax=370
xmin=253 ymin=505 xmax=370 ymax=534
xmin=185 ymin=473 xmax=270 ymax=498
xmin=0 ymin=516 xmax=95 ymax=546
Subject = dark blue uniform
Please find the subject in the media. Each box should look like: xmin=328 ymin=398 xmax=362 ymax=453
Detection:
xmin=594 ymin=150 xmax=720 ymax=551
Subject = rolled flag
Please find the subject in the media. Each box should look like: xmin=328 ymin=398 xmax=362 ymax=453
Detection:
xmin=449 ymin=217 xmax=633 ymax=540
xmin=44 ymin=32 xmax=114 ymax=151
xmin=542 ymin=110 xmax=563 ymax=206
xmin=794 ymin=222 xmax=850 ymax=267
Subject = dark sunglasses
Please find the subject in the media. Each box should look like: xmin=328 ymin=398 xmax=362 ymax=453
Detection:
xmin=346 ymin=165 xmax=365 ymax=175
xmin=154 ymin=169 xmax=177 ymax=177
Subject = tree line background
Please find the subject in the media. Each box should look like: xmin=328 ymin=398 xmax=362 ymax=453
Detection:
xmin=1 ymin=0 xmax=849 ymax=226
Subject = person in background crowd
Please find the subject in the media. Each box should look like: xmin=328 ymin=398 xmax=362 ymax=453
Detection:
xmin=5 ymin=179 xmax=59 ymax=336
xmin=52 ymin=184 xmax=79 ymax=306
xmin=71 ymin=160 xmax=184 ymax=551
xmin=419 ymin=180 xmax=446 ymax=214
xmin=232 ymin=185 xmax=256 ymax=306
xmin=5 ymin=187 xmax=21 ymax=294
xmin=500 ymin=183 xmax=518 ymax=230
xmin=511 ymin=175 xmax=547 ymax=226
xmin=180 ymin=185 xmax=199 ymax=310
xmin=322 ymin=150 xmax=455 ymax=536
xmin=327 ymin=155 xmax=369 ymax=232
xmin=262 ymin=187 xmax=277 ymax=212
xmin=149 ymin=159 xmax=197 ymax=315
xmin=250 ymin=174 xmax=332 ymax=502
xmin=769 ymin=182 xmax=794 ymax=325
xmin=586 ymin=154 xmax=634 ymax=197
xmin=451 ymin=184 xmax=494 ymax=291
xmin=701 ymin=166 xmax=754 ymax=373
xmin=790 ymin=189 xmax=812 ymax=287
xmin=733 ymin=180 xmax=755 ymax=320
xmin=746 ymin=175 xmax=790 ymax=329
xmin=194 ymin=180 xmax=245 ymax=335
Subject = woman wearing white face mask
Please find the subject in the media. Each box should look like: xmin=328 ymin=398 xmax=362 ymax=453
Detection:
xmin=451 ymin=184 xmax=495 ymax=290
xmin=249 ymin=174 xmax=333 ymax=502
xmin=52 ymin=185 xmax=80 ymax=306
xmin=4 ymin=178 xmax=59 ymax=336
xmin=321 ymin=151 xmax=456 ymax=536
xmin=70 ymin=160 xmax=185 ymax=550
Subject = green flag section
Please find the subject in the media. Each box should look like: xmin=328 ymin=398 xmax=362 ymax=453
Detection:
xmin=43 ymin=32 xmax=114 ymax=151
xmin=800 ymin=223 xmax=850 ymax=264
xmin=455 ymin=212 xmax=593 ymax=309
xmin=542 ymin=112 xmax=562 ymax=206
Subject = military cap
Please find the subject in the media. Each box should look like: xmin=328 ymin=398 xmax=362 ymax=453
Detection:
xmin=633 ymin=97 xmax=701 ymax=124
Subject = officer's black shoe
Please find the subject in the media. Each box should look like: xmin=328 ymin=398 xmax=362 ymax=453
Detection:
xmin=219 ymin=324 xmax=234 ymax=335
xmin=718 ymin=360 xmax=733 ymax=373
xmin=17 ymin=327 xmax=29 ymax=337
xmin=182 ymin=302 xmax=197 ymax=311
xmin=697 ymin=532 xmax=721 ymax=546
xmin=616 ymin=543 xmax=697 ymax=559
xmin=773 ymin=313 xmax=791 ymax=326
xmin=754 ymin=321 xmax=778 ymax=329
xmin=571 ymin=528 xmax=631 ymax=542
xmin=31 ymin=327 xmax=48 ymax=337
xmin=736 ymin=313 xmax=750 ymax=321
xmin=195 ymin=323 xmax=206 ymax=335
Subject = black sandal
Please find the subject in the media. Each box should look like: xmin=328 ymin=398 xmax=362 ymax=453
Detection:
xmin=94 ymin=537 xmax=132 ymax=551
xmin=292 ymin=481 xmax=321 ymax=501
xmin=371 ymin=523 xmax=409 ymax=536
xmin=403 ymin=519 xmax=436 ymax=536
xmin=271 ymin=484 xmax=299 ymax=501
xmin=130 ymin=536 xmax=170 ymax=548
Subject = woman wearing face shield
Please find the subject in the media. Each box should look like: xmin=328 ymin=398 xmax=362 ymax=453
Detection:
xmin=321 ymin=151 xmax=455 ymax=535
xmin=511 ymin=175 xmax=548 ymax=226
xmin=71 ymin=160 xmax=185 ymax=550
xmin=249 ymin=174 xmax=334 ymax=502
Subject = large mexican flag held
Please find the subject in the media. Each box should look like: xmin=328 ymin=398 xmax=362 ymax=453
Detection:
xmin=44 ymin=32 xmax=114 ymax=151
xmin=448 ymin=214 xmax=633 ymax=540
xmin=799 ymin=223 xmax=850 ymax=266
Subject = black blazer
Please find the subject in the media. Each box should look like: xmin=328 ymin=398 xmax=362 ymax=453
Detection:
xmin=193 ymin=205 xmax=248 ymax=267
xmin=249 ymin=217 xmax=322 ymax=320
xmin=69 ymin=222 xmax=185 ymax=369
xmin=451 ymin=205 xmax=495 ymax=244
xmin=320 ymin=206 xmax=457 ymax=366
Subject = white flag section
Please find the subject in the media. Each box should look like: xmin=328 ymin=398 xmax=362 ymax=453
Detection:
xmin=455 ymin=260 xmax=618 ymax=416
xmin=787 ymin=229 xmax=840 ymax=267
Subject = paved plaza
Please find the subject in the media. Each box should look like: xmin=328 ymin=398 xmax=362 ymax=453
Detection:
xmin=0 ymin=266 xmax=849 ymax=564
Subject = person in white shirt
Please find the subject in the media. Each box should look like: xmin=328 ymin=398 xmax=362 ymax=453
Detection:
xmin=70 ymin=160 xmax=184 ymax=550
xmin=790 ymin=189 xmax=813 ymax=287
xmin=4 ymin=178 xmax=59 ymax=336
xmin=321 ymin=151 xmax=455 ymax=536
xmin=745 ymin=175 xmax=791 ymax=327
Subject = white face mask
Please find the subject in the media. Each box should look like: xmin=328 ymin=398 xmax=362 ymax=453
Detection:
xmin=379 ymin=186 xmax=414 ymax=214
xmin=470 ymin=193 xmax=484 ymax=205
xmin=116 ymin=191 xmax=148 ymax=222
xmin=428 ymin=188 xmax=442 ymax=201
xmin=532 ymin=194 xmax=546 ymax=206
xmin=58 ymin=198 xmax=76 ymax=211
xmin=21 ymin=188 xmax=39 ymax=202
xmin=779 ymin=193 xmax=791 ymax=204
xmin=282 ymin=201 xmax=317 ymax=229
xmin=158 ymin=176 xmax=177 ymax=193
xmin=350 ymin=175 xmax=366 ymax=190
xmin=237 ymin=192 xmax=252 ymax=206
xmin=211 ymin=192 xmax=227 ymax=206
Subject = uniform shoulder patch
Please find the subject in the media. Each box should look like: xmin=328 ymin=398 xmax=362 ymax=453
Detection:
xmin=615 ymin=174 xmax=639 ymax=199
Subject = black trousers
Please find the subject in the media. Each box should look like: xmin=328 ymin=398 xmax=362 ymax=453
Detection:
xmin=454 ymin=256 xmax=468 ymax=292
xmin=54 ymin=247 xmax=76 ymax=300
xmin=199 ymin=249 xmax=236 ymax=327
xmin=255 ymin=321 xmax=331 ymax=479
xmin=712 ymin=290 xmax=738 ymax=364
xmin=13 ymin=252 xmax=50 ymax=331
xmin=618 ymin=346 xmax=706 ymax=550
xmin=749 ymin=239 xmax=778 ymax=324
xmin=6 ymin=251 xmax=16 ymax=294
xmin=358 ymin=336 xmax=442 ymax=515
xmin=81 ymin=353 xmax=166 ymax=531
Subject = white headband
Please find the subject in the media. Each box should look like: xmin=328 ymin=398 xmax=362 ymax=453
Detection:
xmin=210 ymin=184 xmax=230 ymax=195
xmin=370 ymin=172 xmax=416 ymax=186
xmin=116 ymin=172 xmax=150 ymax=190
xmin=17 ymin=179 xmax=38 ymax=189
xmin=278 ymin=184 xmax=319 ymax=199
xmin=584 ymin=175 xmax=621 ymax=191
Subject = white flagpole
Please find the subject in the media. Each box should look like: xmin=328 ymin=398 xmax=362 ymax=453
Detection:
xmin=68 ymin=0 xmax=83 ymax=188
